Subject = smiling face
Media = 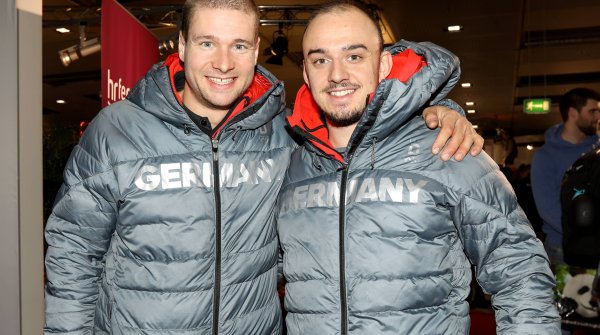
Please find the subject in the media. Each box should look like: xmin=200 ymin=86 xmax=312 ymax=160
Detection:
xmin=302 ymin=7 xmax=391 ymax=127
xmin=179 ymin=7 xmax=259 ymax=119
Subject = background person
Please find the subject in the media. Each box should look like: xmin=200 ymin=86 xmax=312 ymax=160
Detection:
xmin=531 ymin=87 xmax=600 ymax=268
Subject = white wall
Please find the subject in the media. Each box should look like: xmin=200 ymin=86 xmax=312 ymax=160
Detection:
xmin=0 ymin=1 xmax=21 ymax=331
xmin=0 ymin=0 xmax=44 ymax=333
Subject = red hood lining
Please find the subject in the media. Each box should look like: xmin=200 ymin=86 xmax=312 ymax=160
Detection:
xmin=164 ymin=53 xmax=274 ymax=137
xmin=287 ymin=48 xmax=427 ymax=162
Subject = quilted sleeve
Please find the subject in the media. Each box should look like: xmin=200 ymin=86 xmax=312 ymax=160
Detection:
xmin=451 ymin=165 xmax=561 ymax=334
xmin=44 ymin=125 xmax=118 ymax=334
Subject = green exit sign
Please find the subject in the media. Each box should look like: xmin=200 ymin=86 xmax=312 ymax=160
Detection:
xmin=524 ymin=98 xmax=551 ymax=114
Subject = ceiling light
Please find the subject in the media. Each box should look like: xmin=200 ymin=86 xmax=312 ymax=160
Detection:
xmin=59 ymin=37 xmax=101 ymax=66
xmin=58 ymin=23 xmax=101 ymax=66
xmin=465 ymin=101 xmax=475 ymax=106
xmin=56 ymin=27 xmax=70 ymax=34
xmin=56 ymin=99 xmax=66 ymax=104
xmin=526 ymin=145 xmax=534 ymax=150
xmin=446 ymin=25 xmax=463 ymax=32
xmin=265 ymin=27 xmax=288 ymax=66
xmin=461 ymin=82 xmax=471 ymax=88
xmin=472 ymin=125 xmax=479 ymax=129
xmin=467 ymin=109 xmax=476 ymax=114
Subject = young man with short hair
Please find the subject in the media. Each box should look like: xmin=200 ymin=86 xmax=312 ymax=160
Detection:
xmin=278 ymin=2 xmax=560 ymax=334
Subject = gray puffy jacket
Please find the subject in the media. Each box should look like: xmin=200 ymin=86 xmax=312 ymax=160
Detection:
xmin=44 ymin=54 xmax=295 ymax=334
xmin=278 ymin=41 xmax=560 ymax=335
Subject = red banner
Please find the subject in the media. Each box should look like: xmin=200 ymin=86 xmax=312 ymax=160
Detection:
xmin=101 ymin=0 xmax=158 ymax=107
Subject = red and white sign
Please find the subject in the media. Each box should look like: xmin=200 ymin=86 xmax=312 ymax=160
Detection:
xmin=101 ymin=0 xmax=158 ymax=107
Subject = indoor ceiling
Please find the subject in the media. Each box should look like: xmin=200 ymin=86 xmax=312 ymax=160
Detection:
xmin=42 ymin=0 xmax=600 ymax=137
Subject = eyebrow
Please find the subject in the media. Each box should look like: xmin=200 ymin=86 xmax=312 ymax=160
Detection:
xmin=307 ymin=48 xmax=326 ymax=56
xmin=191 ymin=34 xmax=215 ymax=42
xmin=191 ymin=35 xmax=254 ymax=45
xmin=306 ymin=44 xmax=369 ymax=56
xmin=343 ymin=44 xmax=368 ymax=52
xmin=233 ymin=38 xmax=254 ymax=45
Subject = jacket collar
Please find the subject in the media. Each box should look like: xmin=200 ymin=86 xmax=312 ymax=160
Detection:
xmin=127 ymin=53 xmax=283 ymax=137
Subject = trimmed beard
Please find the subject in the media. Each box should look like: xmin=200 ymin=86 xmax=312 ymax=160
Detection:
xmin=324 ymin=107 xmax=364 ymax=127
xmin=323 ymin=94 xmax=369 ymax=127
xmin=318 ymin=83 xmax=365 ymax=127
xmin=577 ymin=119 xmax=598 ymax=136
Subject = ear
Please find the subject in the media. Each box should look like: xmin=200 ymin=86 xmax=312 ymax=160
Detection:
xmin=302 ymin=60 xmax=310 ymax=88
xmin=378 ymin=50 xmax=393 ymax=82
xmin=178 ymin=31 xmax=186 ymax=62
xmin=569 ymin=106 xmax=579 ymax=121
xmin=253 ymin=36 xmax=260 ymax=65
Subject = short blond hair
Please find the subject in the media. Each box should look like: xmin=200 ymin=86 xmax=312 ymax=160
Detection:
xmin=180 ymin=0 xmax=260 ymax=41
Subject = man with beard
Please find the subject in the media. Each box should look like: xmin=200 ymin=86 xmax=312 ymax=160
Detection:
xmin=531 ymin=87 xmax=600 ymax=268
xmin=277 ymin=1 xmax=560 ymax=334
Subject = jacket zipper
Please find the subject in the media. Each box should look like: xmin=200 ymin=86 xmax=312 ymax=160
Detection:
xmin=211 ymin=138 xmax=222 ymax=335
xmin=339 ymin=161 xmax=350 ymax=335
xmin=338 ymin=139 xmax=363 ymax=335
xmin=300 ymin=86 xmax=387 ymax=335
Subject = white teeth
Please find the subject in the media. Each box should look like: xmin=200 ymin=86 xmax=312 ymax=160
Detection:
xmin=208 ymin=77 xmax=234 ymax=85
xmin=330 ymin=89 xmax=354 ymax=97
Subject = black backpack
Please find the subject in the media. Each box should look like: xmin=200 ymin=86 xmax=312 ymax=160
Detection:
xmin=561 ymin=147 xmax=600 ymax=268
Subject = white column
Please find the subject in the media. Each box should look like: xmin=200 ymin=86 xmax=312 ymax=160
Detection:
xmin=0 ymin=1 xmax=20 ymax=332
xmin=0 ymin=0 xmax=44 ymax=334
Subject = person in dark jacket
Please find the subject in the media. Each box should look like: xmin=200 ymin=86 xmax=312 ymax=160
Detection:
xmin=278 ymin=2 xmax=560 ymax=334
xmin=43 ymin=0 xmax=484 ymax=334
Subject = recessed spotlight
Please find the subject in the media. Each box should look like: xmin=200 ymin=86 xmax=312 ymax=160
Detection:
xmin=446 ymin=25 xmax=463 ymax=32
xmin=56 ymin=27 xmax=70 ymax=34
xmin=56 ymin=99 xmax=66 ymax=104
xmin=461 ymin=82 xmax=471 ymax=88
xmin=526 ymin=145 xmax=534 ymax=150
xmin=472 ymin=125 xmax=479 ymax=129
xmin=465 ymin=101 xmax=475 ymax=106
xmin=467 ymin=109 xmax=476 ymax=114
